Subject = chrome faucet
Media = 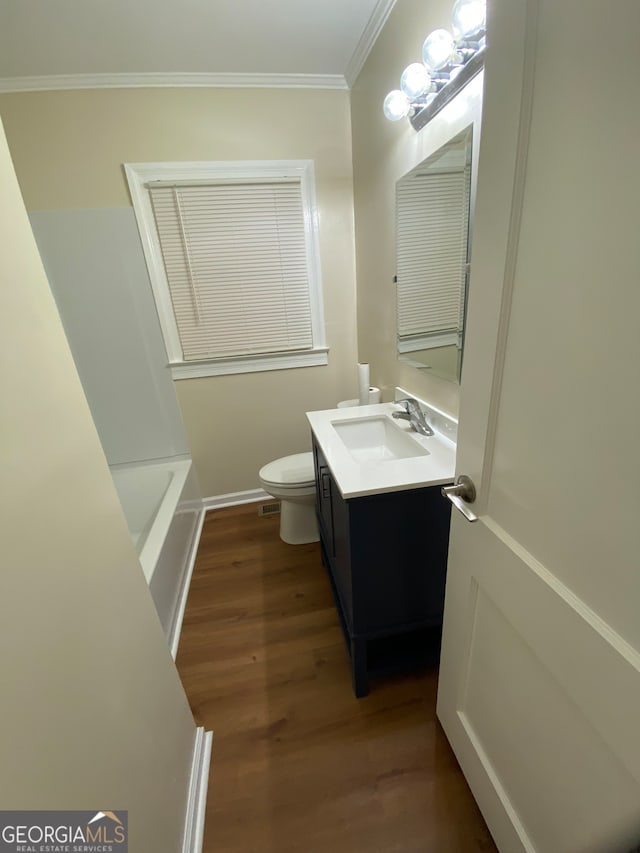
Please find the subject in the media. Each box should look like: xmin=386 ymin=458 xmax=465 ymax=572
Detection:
xmin=392 ymin=397 xmax=434 ymax=436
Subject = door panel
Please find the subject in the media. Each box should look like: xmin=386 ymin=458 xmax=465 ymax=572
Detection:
xmin=463 ymin=586 xmax=638 ymax=853
xmin=441 ymin=513 xmax=640 ymax=852
xmin=485 ymin=0 xmax=640 ymax=646
xmin=437 ymin=1 xmax=640 ymax=850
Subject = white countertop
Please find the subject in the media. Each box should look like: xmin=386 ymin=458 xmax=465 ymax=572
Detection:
xmin=306 ymin=401 xmax=456 ymax=499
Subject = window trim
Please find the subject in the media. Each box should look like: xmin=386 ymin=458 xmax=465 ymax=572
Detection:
xmin=125 ymin=159 xmax=328 ymax=378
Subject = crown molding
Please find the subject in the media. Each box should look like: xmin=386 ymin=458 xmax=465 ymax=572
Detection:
xmin=344 ymin=0 xmax=397 ymax=88
xmin=0 ymin=71 xmax=349 ymax=94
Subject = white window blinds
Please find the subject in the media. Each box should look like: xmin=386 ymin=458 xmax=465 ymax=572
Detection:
xmin=148 ymin=179 xmax=313 ymax=361
xmin=396 ymin=168 xmax=470 ymax=340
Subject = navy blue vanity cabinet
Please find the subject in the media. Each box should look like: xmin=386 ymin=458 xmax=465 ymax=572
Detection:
xmin=312 ymin=435 xmax=452 ymax=698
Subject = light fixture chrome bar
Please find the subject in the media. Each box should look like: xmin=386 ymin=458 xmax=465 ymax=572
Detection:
xmin=409 ymin=46 xmax=486 ymax=132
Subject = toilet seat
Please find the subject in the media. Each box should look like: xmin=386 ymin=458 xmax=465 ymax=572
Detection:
xmin=259 ymin=452 xmax=315 ymax=490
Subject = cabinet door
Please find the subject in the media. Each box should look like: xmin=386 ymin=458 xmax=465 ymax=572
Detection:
xmin=329 ymin=480 xmax=354 ymax=628
xmin=349 ymin=487 xmax=451 ymax=634
xmin=312 ymin=440 xmax=334 ymax=557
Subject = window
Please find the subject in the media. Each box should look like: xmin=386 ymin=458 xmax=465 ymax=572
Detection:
xmin=126 ymin=160 xmax=327 ymax=378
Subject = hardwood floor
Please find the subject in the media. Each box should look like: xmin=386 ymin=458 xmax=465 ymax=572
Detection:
xmin=176 ymin=503 xmax=496 ymax=853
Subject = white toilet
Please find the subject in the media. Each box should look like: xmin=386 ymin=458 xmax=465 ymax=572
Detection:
xmin=258 ymin=452 xmax=319 ymax=545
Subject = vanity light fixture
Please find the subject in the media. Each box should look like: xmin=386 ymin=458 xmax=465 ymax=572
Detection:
xmin=383 ymin=0 xmax=486 ymax=131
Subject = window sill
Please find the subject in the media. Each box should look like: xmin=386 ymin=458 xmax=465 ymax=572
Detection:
xmin=170 ymin=347 xmax=329 ymax=379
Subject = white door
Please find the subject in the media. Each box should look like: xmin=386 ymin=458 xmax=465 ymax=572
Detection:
xmin=437 ymin=2 xmax=640 ymax=852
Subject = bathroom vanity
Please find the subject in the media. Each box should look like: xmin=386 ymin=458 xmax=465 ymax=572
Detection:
xmin=307 ymin=397 xmax=456 ymax=697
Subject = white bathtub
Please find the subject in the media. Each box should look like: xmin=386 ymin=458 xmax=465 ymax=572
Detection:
xmin=110 ymin=458 xmax=203 ymax=657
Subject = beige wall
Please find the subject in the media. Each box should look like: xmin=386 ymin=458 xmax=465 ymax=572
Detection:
xmin=0 ymin=87 xmax=358 ymax=495
xmin=350 ymin=0 xmax=464 ymax=418
xmin=0 ymin=119 xmax=195 ymax=849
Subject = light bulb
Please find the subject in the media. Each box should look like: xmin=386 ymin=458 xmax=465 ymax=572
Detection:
xmin=400 ymin=63 xmax=432 ymax=100
xmin=451 ymin=0 xmax=486 ymax=40
xmin=383 ymin=90 xmax=411 ymax=121
xmin=421 ymin=29 xmax=456 ymax=71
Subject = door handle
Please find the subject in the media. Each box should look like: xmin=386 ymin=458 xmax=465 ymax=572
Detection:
xmin=441 ymin=475 xmax=478 ymax=523
xmin=321 ymin=471 xmax=331 ymax=499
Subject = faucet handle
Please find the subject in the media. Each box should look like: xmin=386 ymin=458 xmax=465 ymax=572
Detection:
xmin=395 ymin=397 xmax=416 ymax=411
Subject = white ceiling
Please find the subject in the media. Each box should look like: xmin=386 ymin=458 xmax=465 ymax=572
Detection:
xmin=0 ymin=0 xmax=395 ymax=89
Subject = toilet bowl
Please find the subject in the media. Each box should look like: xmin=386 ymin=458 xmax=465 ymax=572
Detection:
xmin=258 ymin=452 xmax=319 ymax=545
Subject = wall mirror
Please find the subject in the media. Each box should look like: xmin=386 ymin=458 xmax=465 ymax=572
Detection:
xmin=396 ymin=125 xmax=473 ymax=384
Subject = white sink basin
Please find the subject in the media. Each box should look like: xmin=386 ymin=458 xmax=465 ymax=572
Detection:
xmin=332 ymin=415 xmax=430 ymax=463
xmin=307 ymin=399 xmax=457 ymax=498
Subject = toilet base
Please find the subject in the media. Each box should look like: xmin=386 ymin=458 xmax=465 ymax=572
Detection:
xmin=280 ymin=499 xmax=319 ymax=545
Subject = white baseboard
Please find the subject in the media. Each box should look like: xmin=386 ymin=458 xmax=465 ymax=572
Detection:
xmin=168 ymin=507 xmax=206 ymax=660
xmin=182 ymin=727 xmax=213 ymax=853
xmin=202 ymin=488 xmax=270 ymax=511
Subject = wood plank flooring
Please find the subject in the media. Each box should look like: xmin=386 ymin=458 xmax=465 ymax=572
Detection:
xmin=176 ymin=503 xmax=497 ymax=853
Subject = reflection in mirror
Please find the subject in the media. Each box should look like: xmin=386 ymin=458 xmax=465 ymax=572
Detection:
xmin=396 ymin=126 xmax=473 ymax=384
